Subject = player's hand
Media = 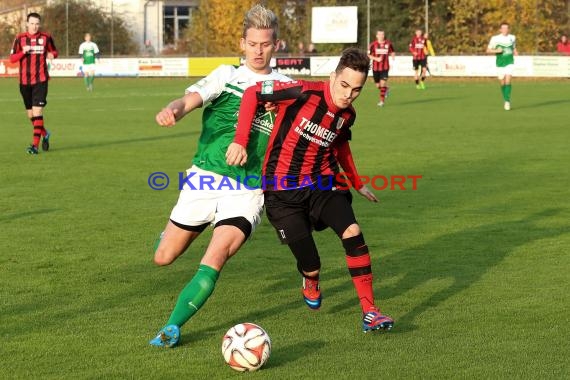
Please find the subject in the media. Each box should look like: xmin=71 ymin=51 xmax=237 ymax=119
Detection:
xmin=264 ymin=102 xmax=278 ymax=112
xmin=155 ymin=108 xmax=178 ymax=127
xmin=357 ymin=185 xmax=378 ymax=203
xmin=226 ymin=143 xmax=248 ymax=166
xmin=47 ymin=52 xmax=55 ymax=60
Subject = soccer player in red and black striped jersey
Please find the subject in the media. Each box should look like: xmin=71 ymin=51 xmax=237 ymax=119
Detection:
xmin=226 ymin=48 xmax=394 ymax=332
xmin=368 ymin=30 xmax=395 ymax=106
xmin=409 ymin=29 xmax=427 ymax=89
xmin=10 ymin=12 xmax=58 ymax=155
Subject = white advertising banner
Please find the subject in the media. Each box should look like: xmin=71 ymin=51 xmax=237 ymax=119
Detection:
xmin=311 ymin=6 xmax=358 ymax=43
xmin=310 ymin=55 xmax=568 ymax=77
xmin=138 ymin=58 xmax=188 ymax=77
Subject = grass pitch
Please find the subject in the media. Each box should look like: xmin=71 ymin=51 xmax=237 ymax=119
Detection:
xmin=1 ymin=76 xmax=569 ymax=379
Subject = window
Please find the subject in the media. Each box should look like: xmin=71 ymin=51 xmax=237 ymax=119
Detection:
xmin=163 ymin=5 xmax=194 ymax=47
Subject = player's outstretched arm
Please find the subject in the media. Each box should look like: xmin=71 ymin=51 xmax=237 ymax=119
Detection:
xmin=155 ymin=92 xmax=203 ymax=127
xmin=334 ymin=140 xmax=378 ymax=203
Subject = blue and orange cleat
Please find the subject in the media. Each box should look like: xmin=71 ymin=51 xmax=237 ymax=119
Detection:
xmin=149 ymin=325 xmax=180 ymax=348
xmin=362 ymin=306 xmax=394 ymax=332
xmin=302 ymin=277 xmax=322 ymax=310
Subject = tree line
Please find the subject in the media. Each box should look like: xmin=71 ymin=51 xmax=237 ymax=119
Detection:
xmin=2 ymin=0 xmax=568 ymax=57
xmin=1 ymin=0 xmax=136 ymax=58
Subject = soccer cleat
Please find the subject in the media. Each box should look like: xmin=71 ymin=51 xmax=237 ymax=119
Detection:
xmin=504 ymin=101 xmax=511 ymax=111
xmin=42 ymin=130 xmax=50 ymax=151
xmin=377 ymin=101 xmax=384 ymax=107
xmin=149 ymin=325 xmax=180 ymax=348
xmin=27 ymin=145 xmax=39 ymax=155
xmin=420 ymin=81 xmax=426 ymax=89
xmin=416 ymin=84 xmax=421 ymax=90
xmin=362 ymin=306 xmax=394 ymax=332
xmin=302 ymin=276 xmax=322 ymax=310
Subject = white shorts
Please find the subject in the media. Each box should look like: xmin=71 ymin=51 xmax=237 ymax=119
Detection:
xmin=82 ymin=64 xmax=96 ymax=74
xmin=496 ymin=64 xmax=514 ymax=79
xmin=169 ymin=165 xmax=264 ymax=231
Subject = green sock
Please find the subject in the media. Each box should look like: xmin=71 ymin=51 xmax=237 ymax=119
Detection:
xmin=84 ymin=75 xmax=89 ymax=87
xmin=504 ymin=84 xmax=512 ymax=101
xmin=166 ymin=264 xmax=219 ymax=327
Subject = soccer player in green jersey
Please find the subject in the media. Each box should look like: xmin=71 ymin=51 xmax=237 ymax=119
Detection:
xmin=486 ymin=22 xmax=518 ymax=110
xmin=78 ymin=33 xmax=100 ymax=91
xmin=149 ymin=4 xmax=290 ymax=348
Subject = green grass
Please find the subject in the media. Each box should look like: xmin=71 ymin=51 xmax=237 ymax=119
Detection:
xmin=1 ymin=77 xmax=569 ymax=379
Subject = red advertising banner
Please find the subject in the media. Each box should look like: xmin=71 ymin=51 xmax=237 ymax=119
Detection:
xmin=0 ymin=59 xmax=19 ymax=77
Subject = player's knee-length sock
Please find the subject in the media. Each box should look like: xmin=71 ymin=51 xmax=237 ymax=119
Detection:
xmin=31 ymin=116 xmax=46 ymax=147
xmin=380 ymin=86 xmax=387 ymax=102
xmin=504 ymin=84 xmax=512 ymax=101
xmin=84 ymin=75 xmax=89 ymax=87
xmin=343 ymin=234 xmax=375 ymax=312
xmin=166 ymin=264 xmax=219 ymax=327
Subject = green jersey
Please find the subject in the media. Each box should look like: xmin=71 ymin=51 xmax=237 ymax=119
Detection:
xmin=78 ymin=41 xmax=99 ymax=65
xmin=186 ymin=65 xmax=290 ymax=188
xmin=488 ymin=34 xmax=516 ymax=67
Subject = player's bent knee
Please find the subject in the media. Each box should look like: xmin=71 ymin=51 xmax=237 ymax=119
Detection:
xmin=341 ymin=223 xmax=361 ymax=239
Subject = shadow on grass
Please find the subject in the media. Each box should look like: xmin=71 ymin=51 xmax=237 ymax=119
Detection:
xmin=391 ymin=97 xmax=457 ymax=106
xmin=53 ymin=131 xmax=198 ymax=152
xmin=378 ymin=208 xmax=565 ymax=333
xmin=512 ymin=99 xmax=570 ymax=110
xmin=0 ymin=208 xmax=59 ymax=223
xmin=264 ymin=339 xmax=326 ymax=369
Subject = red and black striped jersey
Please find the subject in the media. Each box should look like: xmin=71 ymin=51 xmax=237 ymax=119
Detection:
xmin=10 ymin=31 xmax=58 ymax=85
xmin=369 ymin=40 xmax=394 ymax=71
xmin=409 ymin=36 xmax=427 ymax=60
xmin=234 ymin=80 xmax=358 ymax=191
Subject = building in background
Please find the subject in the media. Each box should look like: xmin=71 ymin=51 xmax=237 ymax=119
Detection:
xmin=0 ymin=0 xmax=198 ymax=55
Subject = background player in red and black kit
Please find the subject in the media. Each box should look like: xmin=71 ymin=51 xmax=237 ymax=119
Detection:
xmin=226 ymin=48 xmax=394 ymax=332
xmin=368 ymin=30 xmax=395 ymax=107
xmin=10 ymin=12 xmax=58 ymax=155
xmin=409 ymin=29 xmax=427 ymax=89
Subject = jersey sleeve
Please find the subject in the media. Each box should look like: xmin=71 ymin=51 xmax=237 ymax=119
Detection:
xmin=9 ymin=36 xmax=25 ymax=63
xmin=368 ymin=42 xmax=375 ymax=55
xmin=46 ymin=35 xmax=58 ymax=58
xmin=233 ymin=80 xmax=305 ymax=147
xmin=78 ymin=43 xmax=84 ymax=54
xmin=94 ymin=43 xmax=100 ymax=54
xmin=334 ymin=139 xmax=364 ymax=190
xmin=389 ymin=42 xmax=395 ymax=54
xmin=487 ymin=36 xmax=496 ymax=50
xmin=185 ymin=64 xmax=234 ymax=105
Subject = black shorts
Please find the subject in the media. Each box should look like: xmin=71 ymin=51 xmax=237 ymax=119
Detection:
xmin=265 ymin=187 xmax=355 ymax=244
xmin=413 ymin=58 xmax=428 ymax=70
xmin=20 ymin=81 xmax=48 ymax=109
xmin=372 ymin=70 xmax=389 ymax=82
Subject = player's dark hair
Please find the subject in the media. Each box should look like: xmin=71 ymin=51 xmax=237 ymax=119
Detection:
xmin=335 ymin=48 xmax=370 ymax=75
xmin=27 ymin=12 xmax=41 ymax=21
xmin=500 ymin=21 xmax=509 ymax=27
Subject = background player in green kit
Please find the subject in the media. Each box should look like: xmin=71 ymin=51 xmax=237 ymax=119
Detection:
xmin=78 ymin=33 xmax=100 ymax=91
xmin=486 ymin=22 xmax=518 ymax=111
xmin=149 ymin=4 xmax=290 ymax=348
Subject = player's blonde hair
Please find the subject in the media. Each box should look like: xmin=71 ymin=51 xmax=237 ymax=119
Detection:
xmin=242 ymin=4 xmax=278 ymax=41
